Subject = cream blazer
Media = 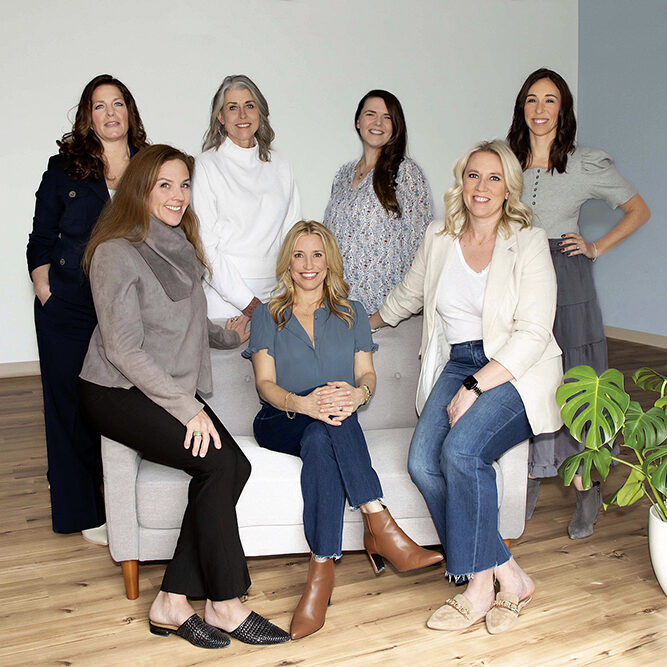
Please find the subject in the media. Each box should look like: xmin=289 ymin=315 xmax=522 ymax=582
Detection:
xmin=379 ymin=220 xmax=563 ymax=436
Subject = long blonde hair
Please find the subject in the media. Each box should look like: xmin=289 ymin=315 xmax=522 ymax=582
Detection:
xmin=83 ymin=145 xmax=208 ymax=274
xmin=269 ymin=221 xmax=353 ymax=329
xmin=441 ymin=139 xmax=532 ymax=238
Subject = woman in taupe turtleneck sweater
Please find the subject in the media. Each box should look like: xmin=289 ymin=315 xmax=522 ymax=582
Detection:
xmin=79 ymin=145 xmax=290 ymax=650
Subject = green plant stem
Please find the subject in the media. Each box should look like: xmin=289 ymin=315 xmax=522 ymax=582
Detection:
xmin=610 ymin=455 xmax=667 ymax=521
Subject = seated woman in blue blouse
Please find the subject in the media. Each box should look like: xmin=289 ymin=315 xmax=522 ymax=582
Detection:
xmin=244 ymin=220 xmax=442 ymax=640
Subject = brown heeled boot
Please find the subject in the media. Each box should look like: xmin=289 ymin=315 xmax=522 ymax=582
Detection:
xmin=362 ymin=506 xmax=444 ymax=574
xmin=290 ymin=556 xmax=335 ymax=640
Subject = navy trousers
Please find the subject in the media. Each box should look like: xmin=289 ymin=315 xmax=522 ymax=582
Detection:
xmin=34 ymin=295 xmax=105 ymax=533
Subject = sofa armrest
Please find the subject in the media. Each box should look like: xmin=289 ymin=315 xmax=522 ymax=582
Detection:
xmin=101 ymin=436 xmax=142 ymax=563
xmin=497 ymin=439 xmax=529 ymax=540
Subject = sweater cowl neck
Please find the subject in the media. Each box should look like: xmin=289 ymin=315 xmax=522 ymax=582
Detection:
xmin=135 ymin=216 xmax=202 ymax=302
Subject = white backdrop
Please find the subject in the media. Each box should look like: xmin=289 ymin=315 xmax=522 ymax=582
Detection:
xmin=0 ymin=0 xmax=578 ymax=365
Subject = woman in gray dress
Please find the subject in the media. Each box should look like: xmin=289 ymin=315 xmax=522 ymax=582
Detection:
xmin=507 ymin=68 xmax=650 ymax=538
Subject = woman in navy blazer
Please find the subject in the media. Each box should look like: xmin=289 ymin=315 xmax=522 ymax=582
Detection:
xmin=27 ymin=74 xmax=148 ymax=542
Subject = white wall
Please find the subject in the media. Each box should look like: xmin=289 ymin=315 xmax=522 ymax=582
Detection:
xmin=1 ymin=0 xmax=578 ymax=365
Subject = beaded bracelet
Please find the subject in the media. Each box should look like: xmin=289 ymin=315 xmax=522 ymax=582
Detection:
xmin=284 ymin=391 xmax=296 ymax=419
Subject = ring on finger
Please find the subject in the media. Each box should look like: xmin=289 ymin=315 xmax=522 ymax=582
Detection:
xmin=193 ymin=431 xmax=202 ymax=437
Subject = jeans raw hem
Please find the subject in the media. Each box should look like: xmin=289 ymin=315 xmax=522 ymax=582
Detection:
xmin=445 ymin=553 xmax=512 ymax=582
xmin=312 ymin=552 xmax=342 ymax=560
xmin=349 ymin=496 xmax=383 ymax=511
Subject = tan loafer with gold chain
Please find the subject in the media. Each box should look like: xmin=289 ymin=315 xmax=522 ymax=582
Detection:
xmin=427 ymin=594 xmax=487 ymax=631
xmin=485 ymin=591 xmax=533 ymax=634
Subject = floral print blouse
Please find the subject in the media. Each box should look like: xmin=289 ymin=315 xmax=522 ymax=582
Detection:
xmin=323 ymin=158 xmax=434 ymax=313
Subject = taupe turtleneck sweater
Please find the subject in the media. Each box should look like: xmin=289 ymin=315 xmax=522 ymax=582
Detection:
xmin=80 ymin=217 xmax=240 ymax=424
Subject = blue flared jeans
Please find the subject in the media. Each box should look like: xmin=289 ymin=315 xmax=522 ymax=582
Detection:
xmin=408 ymin=341 xmax=533 ymax=580
xmin=253 ymin=395 xmax=383 ymax=559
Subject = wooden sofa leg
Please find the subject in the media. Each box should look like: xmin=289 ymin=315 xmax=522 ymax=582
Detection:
xmin=121 ymin=560 xmax=139 ymax=599
xmin=504 ymin=538 xmax=511 ymax=550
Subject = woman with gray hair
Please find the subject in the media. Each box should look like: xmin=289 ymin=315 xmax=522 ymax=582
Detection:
xmin=193 ymin=74 xmax=301 ymax=326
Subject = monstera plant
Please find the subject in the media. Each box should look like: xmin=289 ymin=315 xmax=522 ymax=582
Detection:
xmin=556 ymin=364 xmax=667 ymax=595
xmin=556 ymin=364 xmax=667 ymax=519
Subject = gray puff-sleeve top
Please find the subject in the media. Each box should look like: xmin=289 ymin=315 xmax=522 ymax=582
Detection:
xmin=323 ymin=158 xmax=434 ymax=313
xmin=522 ymin=146 xmax=637 ymax=237
xmin=242 ymin=300 xmax=377 ymax=394
xmin=80 ymin=217 xmax=240 ymax=425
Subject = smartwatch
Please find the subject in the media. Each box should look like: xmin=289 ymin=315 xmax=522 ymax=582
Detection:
xmin=462 ymin=375 xmax=482 ymax=397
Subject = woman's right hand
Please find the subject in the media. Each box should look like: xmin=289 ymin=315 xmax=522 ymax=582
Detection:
xmin=297 ymin=389 xmax=346 ymax=426
xmin=31 ymin=264 xmax=52 ymax=306
xmin=184 ymin=409 xmax=222 ymax=457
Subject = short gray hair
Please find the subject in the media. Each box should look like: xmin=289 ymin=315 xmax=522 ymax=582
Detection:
xmin=201 ymin=74 xmax=275 ymax=161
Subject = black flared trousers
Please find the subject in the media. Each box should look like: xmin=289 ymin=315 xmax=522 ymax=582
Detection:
xmin=34 ymin=296 xmax=105 ymax=533
xmin=80 ymin=380 xmax=252 ymax=601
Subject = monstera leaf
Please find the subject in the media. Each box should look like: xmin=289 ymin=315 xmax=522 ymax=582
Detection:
xmin=633 ymin=366 xmax=667 ymax=394
xmin=556 ymin=366 xmax=630 ymax=448
xmin=604 ymin=466 xmax=646 ymax=508
xmin=622 ymin=403 xmax=667 ymax=454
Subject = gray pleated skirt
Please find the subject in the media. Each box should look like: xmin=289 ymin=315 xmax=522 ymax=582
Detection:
xmin=529 ymin=239 xmax=608 ymax=478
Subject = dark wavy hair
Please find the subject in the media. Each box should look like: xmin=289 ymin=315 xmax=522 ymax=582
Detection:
xmin=355 ymin=90 xmax=407 ymax=216
xmin=57 ymin=74 xmax=148 ymax=182
xmin=83 ymin=145 xmax=207 ymax=275
xmin=507 ymin=68 xmax=576 ymax=174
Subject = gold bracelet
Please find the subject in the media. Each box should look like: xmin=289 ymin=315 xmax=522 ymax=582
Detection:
xmin=360 ymin=384 xmax=372 ymax=406
xmin=284 ymin=391 xmax=296 ymax=419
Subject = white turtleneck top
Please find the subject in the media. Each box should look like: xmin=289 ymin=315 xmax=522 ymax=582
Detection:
xmin=192 ymin=138 xmax=301 ymax=319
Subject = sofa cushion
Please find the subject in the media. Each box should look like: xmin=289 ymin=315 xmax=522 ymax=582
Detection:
xmin=135 ymin=429 xmax=503 ymax=531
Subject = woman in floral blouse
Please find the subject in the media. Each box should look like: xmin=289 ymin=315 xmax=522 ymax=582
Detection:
xmin=323 ymin=90 xmax=434 ymax=312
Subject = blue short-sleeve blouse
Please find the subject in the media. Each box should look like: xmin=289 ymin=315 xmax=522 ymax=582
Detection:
xmin=242 ymin=300 xmax=378 ymax=393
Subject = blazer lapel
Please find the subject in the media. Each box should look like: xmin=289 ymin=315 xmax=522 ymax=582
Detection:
xmin=423 ymin=232 xmax=455 ymax=338
xmin=88 ymin=178 xmax=109 ymax=205
xmin=482 ymin=230 xmax=518 ymax=336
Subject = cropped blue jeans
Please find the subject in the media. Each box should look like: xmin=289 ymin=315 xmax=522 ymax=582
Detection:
xmin=408 ymin=341 xmax=533 ymax=580
xmin=253 ymin=394 xmax=383 ymax=559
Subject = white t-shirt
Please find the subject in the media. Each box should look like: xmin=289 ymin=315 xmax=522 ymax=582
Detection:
xmin=435 ymin=239 xmax=489 ymax=344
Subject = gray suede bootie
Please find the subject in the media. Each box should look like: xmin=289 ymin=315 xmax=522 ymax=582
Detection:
xmin=525 ymin=478 xmax=540 ymax=520
xmin=568 ymin=481 xmax=602 ymax=539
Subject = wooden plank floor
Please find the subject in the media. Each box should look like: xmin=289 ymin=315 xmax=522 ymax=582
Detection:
xmin=0 ymin=339 xmax=665 ymax=666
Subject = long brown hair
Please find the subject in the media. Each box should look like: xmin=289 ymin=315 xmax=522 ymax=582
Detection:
xmin=355 ymin=90 xmax=407 ymax=216
xmin=269 ymin=221 xmax=353 ymax=329
xmin=58 ymin=74 xmax=149 ymax=181
xmin=83 ymin=145 xmax=208 ymax=274
xmin=507 ymin=68 xmax=576 ymax=174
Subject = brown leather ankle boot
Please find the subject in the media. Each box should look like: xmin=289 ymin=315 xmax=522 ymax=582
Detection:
xmin=290 ymin=556 xmax=335 ymax=640
xmin=362 ymin=506 xmax=443 ymax=574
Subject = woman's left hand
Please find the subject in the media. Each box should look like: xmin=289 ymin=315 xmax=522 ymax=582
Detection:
xmin=225 ymin=315 xmax=250 ymax=343
xmin=559 ymin=232 xmax=595 ymax=259
xmin=447 ymin=386 xmax=478 ymax=428
xmin=316 ymin=381 xmax=364 ymax=422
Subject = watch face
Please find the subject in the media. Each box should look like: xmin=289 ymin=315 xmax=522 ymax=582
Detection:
xmin=463 ymin=375 xmax=477 ymax=390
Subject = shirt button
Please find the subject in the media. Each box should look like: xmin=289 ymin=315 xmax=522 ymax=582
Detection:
xmin=68 ymin=190 xmax=76 ymax=198
xmin=59 ymin=258 xmax=66 ymax=265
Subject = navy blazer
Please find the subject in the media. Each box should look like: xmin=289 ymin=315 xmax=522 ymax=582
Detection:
xmin=27 ymin=148 xmax=136 ymax=307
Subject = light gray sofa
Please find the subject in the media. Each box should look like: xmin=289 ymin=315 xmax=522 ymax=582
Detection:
xmin=101 ymin=316 xmax=528 ymax=599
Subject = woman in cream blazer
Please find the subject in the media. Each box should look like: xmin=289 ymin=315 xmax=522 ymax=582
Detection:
xmin=370 ymin=140 xmax=562 ymax=635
